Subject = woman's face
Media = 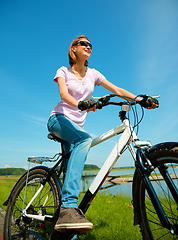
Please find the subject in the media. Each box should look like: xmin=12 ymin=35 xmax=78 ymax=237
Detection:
xmin=72 ymin=38 xmax=92 ymax=62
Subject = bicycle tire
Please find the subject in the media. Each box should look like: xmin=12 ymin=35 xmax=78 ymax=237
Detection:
xmin=134 ymin=142 xmax=178 ymax=240
xmin=4 ymin=166 xmax=62 ymax=240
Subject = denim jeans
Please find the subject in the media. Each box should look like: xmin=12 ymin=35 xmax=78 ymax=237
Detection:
xmin=47 ymin=114 xmax=92 ymax=209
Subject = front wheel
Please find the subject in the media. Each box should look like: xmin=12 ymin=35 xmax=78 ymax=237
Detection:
xmin=134 ymin=143 xmax=178 ymax=240
xmin=4 ymin=167 xmax=61 ymax=240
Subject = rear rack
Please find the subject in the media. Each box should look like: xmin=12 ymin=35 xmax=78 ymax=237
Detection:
xmin=28 ymin=153 xmax=62 ymax=164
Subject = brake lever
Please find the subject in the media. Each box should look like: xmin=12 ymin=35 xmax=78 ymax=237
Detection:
xmin=140 ymin=94 xmax=160 ymax=100
xmin=93 ymin=94 xmax=115 ymax=109
xmin=148 ymin=95 xmax=160 ymax=99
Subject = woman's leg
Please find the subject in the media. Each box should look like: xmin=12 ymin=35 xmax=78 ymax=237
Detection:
xmin=47 ymin=114 xmax=92 ymax=208
xmin=47 ymin=114 xmax=93 ymax=233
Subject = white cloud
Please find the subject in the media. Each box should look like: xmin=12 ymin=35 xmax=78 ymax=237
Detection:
xmin=5 ymin=164 xmax=11 ymax=168
xmin=22 ymin=114 xmax=47 ymax=126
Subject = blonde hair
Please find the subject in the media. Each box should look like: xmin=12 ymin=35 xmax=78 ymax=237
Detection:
xmin=68 ymin=35 xmax=90 ymax=66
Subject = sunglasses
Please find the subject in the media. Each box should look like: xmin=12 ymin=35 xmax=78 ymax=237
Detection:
xmin=74 ymin=41 xmax=92 ymax=50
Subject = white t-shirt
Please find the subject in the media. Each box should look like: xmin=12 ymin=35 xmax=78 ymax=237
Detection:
xmin=50 ymin=66 xmax=105 ymax=127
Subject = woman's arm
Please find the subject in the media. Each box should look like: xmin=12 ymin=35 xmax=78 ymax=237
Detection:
xmin=100 ymin=78 xmax=141 ymax=101
xmin=100 ymin=78 xmax=158 ymax=109
xmin=57 ymin=77 xmax=96 ymax=112
xmin=57 ymin=77 xmax=79 ymax=108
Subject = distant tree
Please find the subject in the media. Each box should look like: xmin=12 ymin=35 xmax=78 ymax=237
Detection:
xmin=0 ymin=168 xmax=26 ymax=176
xmin=83 ymin=164 xmax=99 ymax=171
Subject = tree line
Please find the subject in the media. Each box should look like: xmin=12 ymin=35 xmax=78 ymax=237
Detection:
xmin=0 ymin=164 xmax=99 ymax=176
xmin=0 ymin=168 xmax=26 ymax=176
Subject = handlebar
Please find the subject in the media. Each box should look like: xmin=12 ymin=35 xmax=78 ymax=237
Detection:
xmin=77 ymin=94 xmax=159 ymax=128
xmin=92 ymin=94 xmax=160 ymax=110
xmin=78 ymin=94 xmax=159 ymax=111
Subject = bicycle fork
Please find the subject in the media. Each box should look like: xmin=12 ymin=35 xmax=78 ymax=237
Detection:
xmin=136 ymin=148 xmax=178 ymax=235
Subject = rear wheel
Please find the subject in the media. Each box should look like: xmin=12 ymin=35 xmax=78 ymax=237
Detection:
xmin=4 ymin=167 xmax=61 ymax=240
xmin=136 ymin=143 xmax=178 ymax=239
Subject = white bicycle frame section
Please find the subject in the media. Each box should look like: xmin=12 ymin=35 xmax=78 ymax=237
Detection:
xmin=89 ymin=118 xmax=151 ymax=194
xmin=22 ymin=118 xmax=151 ymax=221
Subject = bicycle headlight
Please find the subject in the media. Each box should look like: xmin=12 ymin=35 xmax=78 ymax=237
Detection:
xmin=122 ymin=103 xmax=130 ymax=112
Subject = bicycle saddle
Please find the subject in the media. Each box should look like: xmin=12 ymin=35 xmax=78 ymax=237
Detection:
xmin=47 ymin=133 xmax=64 ymax=143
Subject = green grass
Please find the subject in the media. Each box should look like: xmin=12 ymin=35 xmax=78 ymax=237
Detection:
xmin=78 ymin=192 xmax=142 ymax=240
xmin=0 ymin=175 xmax=20 ymax=209
xmin=0 ymin=176 xmax=142 ymax=239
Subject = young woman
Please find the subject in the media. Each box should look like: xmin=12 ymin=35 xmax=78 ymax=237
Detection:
xmin=47 ymin=35 xmax=158 ymax=235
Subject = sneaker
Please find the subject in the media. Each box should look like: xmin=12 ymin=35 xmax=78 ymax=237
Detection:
xmin=54 ymin=208 xmax=93 ymax=233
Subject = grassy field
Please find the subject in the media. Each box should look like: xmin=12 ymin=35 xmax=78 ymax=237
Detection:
xmin=0 ymin=176 xmax=142 ymax=239
xmin=79 ymin=192 xmax=142 ymax=240
xmin=0 ymin=175 xmax=20 ymax=209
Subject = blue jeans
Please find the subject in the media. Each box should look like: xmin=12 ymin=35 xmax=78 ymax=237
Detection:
xmin=47 ymin=114 xmax=92 ymax=208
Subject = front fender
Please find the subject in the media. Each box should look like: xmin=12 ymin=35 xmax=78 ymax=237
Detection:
xmin=146 ymin=142 xmax=178 ymax=156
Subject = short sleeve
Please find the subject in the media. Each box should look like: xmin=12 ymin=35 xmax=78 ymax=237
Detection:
xmin=94 ymin=69 xmax=105 ymax=86
xmin=53 ymin=66 xmax=67 ymax=83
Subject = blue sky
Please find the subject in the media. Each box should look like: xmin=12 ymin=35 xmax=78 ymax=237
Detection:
xmin=0 ymin=0 xmax=178 ymax=169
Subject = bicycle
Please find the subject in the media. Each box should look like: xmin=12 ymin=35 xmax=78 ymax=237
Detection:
xmin=3 ymin=94 xmax=178 ymax=240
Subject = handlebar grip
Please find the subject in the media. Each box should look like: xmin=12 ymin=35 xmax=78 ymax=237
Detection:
xmin=139 ymin=98 xmax=159 ymax=108
xmin=96 ymin=100 xmax=103 ymax=109
xmin=78 ymin=99 xmax=96 ymax=111
xmin=139 ymin=100 xmax=151 ymax=108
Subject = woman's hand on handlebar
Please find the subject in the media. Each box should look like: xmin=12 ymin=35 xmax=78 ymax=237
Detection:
xmin=78 ymin=99 xmax=97 ymax=112
xmin=139 ymin=96 xmax=159 ymax=109
xmin=86 ymin=105 xmax=97 ymax=113
xmin=147 ymin=100 xmax=159 ymax=109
